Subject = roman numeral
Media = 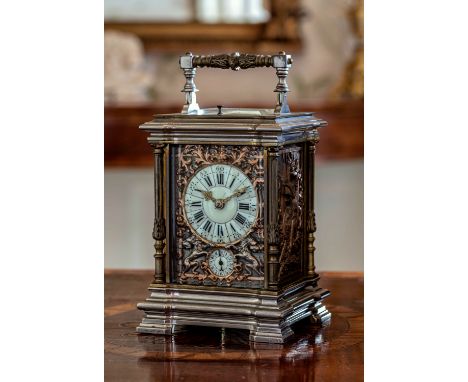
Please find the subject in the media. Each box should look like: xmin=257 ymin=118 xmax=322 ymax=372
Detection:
xmin=235 ymin=213 xmax=247 ymax=225
xmin=217 ymin=224 xmax=224 ymax=236
xmin=204 ymin=176 xmax=213 ymax=187
xmin=230 ymin=223 xmax=237 ymax=233
xmin=216 ymin=173 xmax=224 ymax=185
xmin=202 ymin=220 xmax=213 ymax=233
xmin=229 ymin=177 xmax=236 ymax=188
xmin=194 ymin=210 xmax=204 ymax=222
xmin=239 ymin=203 xmax=249 ymax=210
xmin=191 ymin=201 xmax=202 ymax=207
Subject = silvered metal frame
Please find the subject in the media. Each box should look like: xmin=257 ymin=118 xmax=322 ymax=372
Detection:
xmin=137 ymin=53 xmax=330 ymax=343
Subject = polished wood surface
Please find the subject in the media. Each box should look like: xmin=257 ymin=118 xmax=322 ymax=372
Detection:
xmin=104 ymin=99 xmax=363 ymax=166
xmin=105 ymin=270 xmax=363 ymax=381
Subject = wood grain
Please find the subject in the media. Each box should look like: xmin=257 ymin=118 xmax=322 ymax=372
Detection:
xmin=105 ymin=270 xmax=363 ymax=381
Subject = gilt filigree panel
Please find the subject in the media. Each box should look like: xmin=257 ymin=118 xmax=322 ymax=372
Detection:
xmin=277 ymin=145 xmax=304 ymax=284
xmin=173 ymin=144 xmax=265 ymax=288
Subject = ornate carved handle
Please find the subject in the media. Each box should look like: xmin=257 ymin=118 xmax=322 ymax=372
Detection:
xmin=179 ymin=52 xmax=293 ymax=114
xmin=192 ymin=53 xmax=281 ymax=70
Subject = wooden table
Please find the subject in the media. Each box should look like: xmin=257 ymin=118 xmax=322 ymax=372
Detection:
xmin=105 ymin=270 xmax=363 ymax=381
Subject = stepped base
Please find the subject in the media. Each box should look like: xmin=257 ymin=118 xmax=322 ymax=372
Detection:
xmin=137 ymin=282 xmax=330 ymax=344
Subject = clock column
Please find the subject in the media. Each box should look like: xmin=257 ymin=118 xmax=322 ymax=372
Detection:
xmin=306 ymin=136 xmax=318 ymax=278
xmin=266 ymin=146 xmax=280 ymax=289
xmin=150 ymin=143 xmax=166 ymax=284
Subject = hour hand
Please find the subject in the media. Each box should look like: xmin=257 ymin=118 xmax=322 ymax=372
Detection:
xmin=196 ymin=189 xmax=216 ymax=202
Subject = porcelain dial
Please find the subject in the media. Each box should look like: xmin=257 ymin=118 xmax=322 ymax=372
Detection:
xmin=184 ymin=164 xmax=258 ymax=244
xmin=208 ymin=249 xmax=234 ymax=277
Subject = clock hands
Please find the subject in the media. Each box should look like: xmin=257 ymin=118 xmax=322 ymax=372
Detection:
xmin=221 ymin=187 xmax=247 ymax=204
xmin=196 ymin=187 xmax=248 ymax=209
xmin=196 ymin=189 xmax=217 ymax=203
xmin=196 ymin=188 xmax=226 ymax=209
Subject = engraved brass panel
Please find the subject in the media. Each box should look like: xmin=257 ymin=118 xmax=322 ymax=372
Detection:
xmin=174 ymin=144 xmax=265 ymax=288
xmin=277 ymin=144 xmax=304 ymax=285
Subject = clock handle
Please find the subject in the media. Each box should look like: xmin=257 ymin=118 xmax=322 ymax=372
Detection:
xmin=179 ymin=52 xmax=293 ymax=115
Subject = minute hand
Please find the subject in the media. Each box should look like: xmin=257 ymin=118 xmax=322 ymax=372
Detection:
xmin=222 ymin=187 xmax=247 ymax=203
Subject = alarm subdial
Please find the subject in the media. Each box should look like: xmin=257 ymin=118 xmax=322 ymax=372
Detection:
xmin=208 ymin=249 xmax=235 ymax=278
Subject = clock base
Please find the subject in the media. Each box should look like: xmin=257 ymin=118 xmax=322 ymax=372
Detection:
xmin=136 ymin=283 xmax=331 ymax=344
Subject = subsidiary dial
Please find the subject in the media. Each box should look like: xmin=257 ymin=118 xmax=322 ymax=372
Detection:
xmin=208 ymin=249 xmax=235 ymax=277
xmin=184 ymin=164 xmax=258 ymax=244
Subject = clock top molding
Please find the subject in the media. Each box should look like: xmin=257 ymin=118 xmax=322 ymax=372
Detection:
xmin=140 ymin=108 xmax=326 ymax=146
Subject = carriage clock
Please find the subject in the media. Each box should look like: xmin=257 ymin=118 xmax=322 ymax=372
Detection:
xmin=136 ymin=52 xmax=331 ymax=343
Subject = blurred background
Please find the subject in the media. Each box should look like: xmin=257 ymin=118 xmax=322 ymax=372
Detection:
xmin=104 ymin=0 xmax=363 ymax=271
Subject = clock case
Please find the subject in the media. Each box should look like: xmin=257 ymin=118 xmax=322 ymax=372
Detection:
xmin=136 ymin=53 xmax=331 ymax=343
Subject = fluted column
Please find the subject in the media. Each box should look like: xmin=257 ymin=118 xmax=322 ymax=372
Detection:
xmin=306 ymin=138 xmax=318 ymax=277
xmin=151 ymin=143 xmax=166 ymax=284
xmin=267 ymin=147 xmax=280 ymax=288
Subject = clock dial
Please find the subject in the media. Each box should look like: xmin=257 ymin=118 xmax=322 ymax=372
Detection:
xmin=184 ymin=164 xmax=258 ymax=244
xmin=208 ymin=249 xmax=235 ymax=277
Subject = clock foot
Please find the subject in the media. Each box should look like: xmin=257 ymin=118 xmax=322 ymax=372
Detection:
xmin=250 ymin=320 xmax=294 ymax=344
xmin=136 ymin=318 xmax=182 ymax=335
xmin=309 ymin=300 xmax=332 ymax=326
